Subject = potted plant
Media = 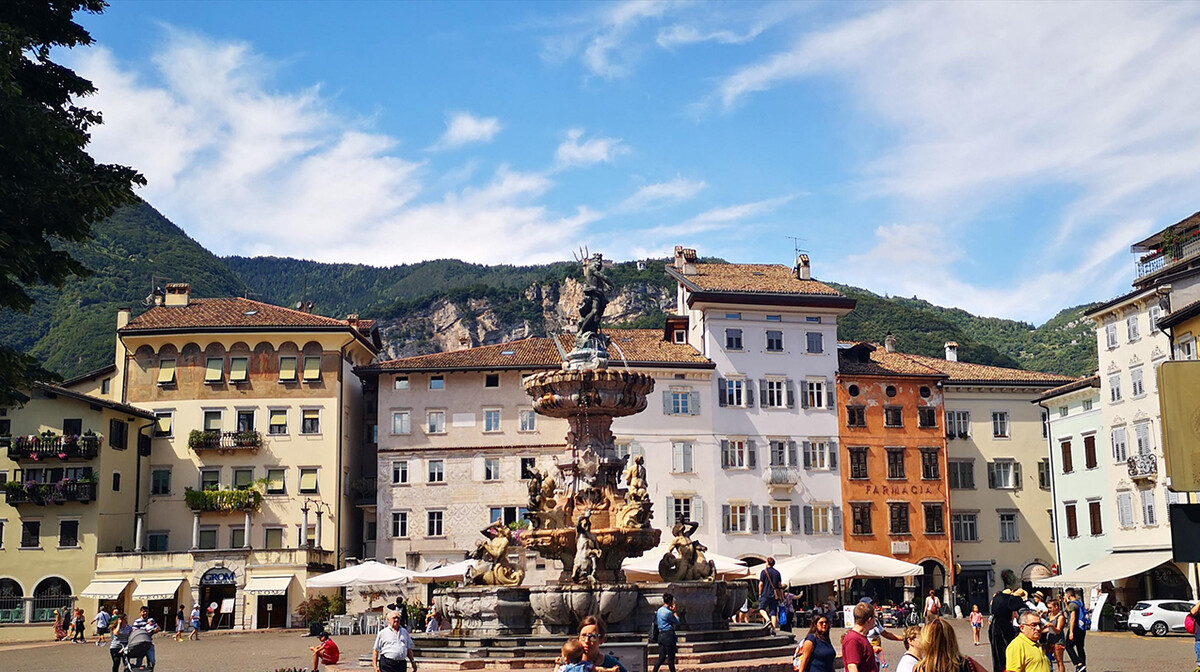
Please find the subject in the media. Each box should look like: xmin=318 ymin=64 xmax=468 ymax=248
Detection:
xmin=295 ymin=594 xmax=345 ymax=636
xmin=188 ymin=430 xmax=208 ymax=450
xmin=1099 ymin=602 xmax=1116 ymax=631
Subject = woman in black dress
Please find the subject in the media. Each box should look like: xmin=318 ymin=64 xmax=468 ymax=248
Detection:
xmin=988 ymin=589 xmax=1026 ymax=672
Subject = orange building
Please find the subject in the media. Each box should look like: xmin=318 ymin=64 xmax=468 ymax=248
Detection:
xmin=837 ymin=339 xmax=954 ymax=606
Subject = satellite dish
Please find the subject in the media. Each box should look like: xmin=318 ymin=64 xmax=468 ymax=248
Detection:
xmin=295 ymin=301 xmax=304 ymax=310
xmin=306 ymin=302 xmax=314 ymax=312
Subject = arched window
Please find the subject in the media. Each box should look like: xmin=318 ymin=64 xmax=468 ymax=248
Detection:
xmin=32 ymin=577 xmax=72 ymax=623
xmin=0 ymin=578 xmax=23 ymax=614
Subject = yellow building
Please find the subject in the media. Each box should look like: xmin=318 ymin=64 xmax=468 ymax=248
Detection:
xmin=86 ymin=283 xmax=380 ymax=631
xmin=0 ymin=382 xmax=156 ymax=643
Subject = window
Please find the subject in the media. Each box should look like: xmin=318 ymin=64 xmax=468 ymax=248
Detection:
xmin=722 ymin=439 xmax=750 ymax=469
xmin=722 ymin=378 xmax=745 ymax=407
xmin=847 ymin=406 xmax=866 ymax=427
xmin=727 ymin=504 xmax=749 ymax=533
xmin=203 ymin=410 xmax=222 ymax=432
xmin=1037 ymin=459 xmax=1051 ymax=490
xmin=946 ymin=410 xmax=970 ymax=437
xmin=302 ymin=356 xmax=321 ymax=381
xmin=1083 ymin=434 xmax=1098 ymax=469
xmin=151 ymin=468 xmax=171 ymax=496
xmin=147 ymin=532 xmax=168 ymax=552
xmin=428 ymin=460 xmax=445 ymax=483
xmin=1105 ymin=322 xmax=1118 ymax=349
xmin=58 ymin=520 xmax=79 ymax=547
xmin=951 ymin=513 xmax=978 ymax=542
xmin=20 ymin=521 xmax=40 ymax=548
xmin=806 ymin=316 xmax=821 ymax=323
xmin=427 ymin=510 xmax=444 ymax=536
xmin=231 ymin=467 xmax=253 ymax=490
xmin=920 ymin=449 xmax=940 ymax=480
xmin=484 ymin=409 xmax=501 ymax=432
xmin=391 ymin=512 xmax=409 ymax=538
xmin=264 ymin=528 xmax=284 ymax=550
xmin=918 ymin=407 xmax=937 ymax=428
xmin=154 ymin=411 xmax=173 ymax=438
xmin=811 ymin=505 xmax=831 ymax=534
xmin=1058 ymin=405 xmax=1069 ymax=418
xmin=805 ymin=380 xmax=825 ymax=408
xmin=200 ymin=469 xmax=220 ymax=491
xmin=301 ymin=409 xmax=320 ymax=434
xmin=769 ymin=440 xmax=795 ymax=467
xmin=768 ymin=504 xmax=787 ymax=533
xmin=230 ymin=527 xmax=245 ymax=549
xmin=157 ymin=359 xmax=176 ymax=386
xmin=765 ymin=379 xmax=787 ymax=408
xmin=278 ymin=356 xmax=298 ymax=381
xmin=484 ymin=458 xmax=500 ymax=481
xmin=1065 ymin=503 xmax=1079 ymax=538
xmin=1134 ymin=422 xmax=1153 ymax=455
xmin=1060 ymin=440 xmax=1073 ymax=473
xmin=1112 ymin=427 xmax=1128 ymax=462
xmin=393 ymin=376 xmax=409 ymax=390
xmin=998 ymin=512 xmax=1019 ymax=542
xmin=806 ymin=332 xmax=824 ymax=354
xmin=1089 ymin=500 xmax=1103 ymax=535
xmin=520 ymin=410 xmax=536 ymax=432
xmin=805 ymin=441 xmax=831 ymax=470
xmin=1142 ymin=490 xmax=1157 ymax=525
xmin=390 ymin=411 xmax=410 ymax=435
xmin=725 ymin=329 xmax=743 ymax=350
xmin=1150 ymin=305 xmax=1162 ymax=332
xmin=268 ymin=409 xmax=287 ymax=435
xmin=300 ymin=468 xmax=319 ymax=494
xmin=725 ymin=312 xmax=741 ymax=320
xmin=1131 ymin=367 xmax=1145 ymax=397
xmin=1180 ymin=338 xmax=1197 ymax=360
xmin=1083 ymin=398 xmax=1094 ymax=411
xmin=671 ymin=442 xmax=694 ymax=473
xmin=884 ymin=407 xmax=903 ymax=427
xmin=266 ymin=468 xmax=286 ymax=494
xmin=614 ymin=442 xmax=631 ymax=461
xmin=851 ymin=503 xmax=872 ymax=535
xmin=1127 ymin=314 xmax=1140 ymax=342
xmin=766 ymin=330 xmax=784 ymax=352
xmin=427 ymin=411 xmax=445 ymax=434
xmin=520 ymin=457 xmax=537 ymax=480
xmin=101 ymin=377 xmax=110 ymax=394
xmin=1109 ymin=374 xmax=1122 ymax=402
xmin=886 ymin=448 xmax=905 ymax=479
xmin=109 ymin=419 xmax=128 ymax=449
xmin=673 ymin=329 xmax=686 ymax=343
xmin=111 ymin=471 xmax=121 ymax=492
xmin=230 ymin=410 xmax=252 ymax=433
xmin=229 ymin=357 xmax=249 ymax=383
xmin=391 ymin=461 xmax=409 ymax=485
xmin=484 ymin=374 xmax=500 ymax=388
xmin=924 ymin=503 xmax=945 ymax=534
xmin=671 ymin=497 xmax=694 ymax=526
xmin=198 ymin=528 xmax=218 ymax=550
xmin=849 ymin=448 xmax=869 ymax=480
xmin=991 ymin=411 xmax=1009 ymax=438
xmin=1117 ymin=491 xmax=1134 ymax=527
xmin=766 ymin=315 xmax=782 ymax=322
xmin=888 ymin=503 xmax=910 ymax=534
xmin=988 ymin=460 xmax=1019 ymax=489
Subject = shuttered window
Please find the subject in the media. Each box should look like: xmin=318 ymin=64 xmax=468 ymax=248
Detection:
xmin=1065 ymin=504 xmax=1078 ymax=538
xmin=278 ymin=356 xmax=298 ymax=381
xmin=1084 ymin=434 xmax=1098 ymax=469
xmin=1060 ymin=440 xmax=1073 ymax=473
xmin=157 ymin=359 xmax=176 ymax=384
xmin=303 ymin=356 xmax=321 ymax=381
xmin=269 ymin=410 xmax=287 ymax=435
xmin=229 ymin=357 xmax=249 ymax=382
xmin=205 ymin=358 xmax=223 ymax=382
xmin=155 ymin=412 xmax=173 ymax=437
xmin=301 ymin=409 xmax=320 ymax=434
xmin=299 ymin=468 xmax=318 ymax=494
xmin=1088 ymin=500 xmax=1103 ymax=535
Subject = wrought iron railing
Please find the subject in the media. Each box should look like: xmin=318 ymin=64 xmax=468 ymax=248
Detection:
xmin=5 ymin=433 xmax=100 ymax=460
xmin=1136 ymin=236 xmax=1200 ymax=278
xmin=1128 ymin=454 xmax=1158 ymax=479
xmin=188 ymin=430 xmax=263 ymax=451
xmin=762 ymin=466 xmax=800 ymax=487
xmin=4 ymin=480 xmax=98 ymax=505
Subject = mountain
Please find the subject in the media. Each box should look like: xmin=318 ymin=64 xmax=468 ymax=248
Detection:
xmin=2 ymin=203 xmax=1099 ymax=379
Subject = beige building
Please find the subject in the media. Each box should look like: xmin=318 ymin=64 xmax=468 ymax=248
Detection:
xmin=85 ymin=284 xmax=380 ymax=630
xmin=0 ymin=382 xmax=155 ymax=642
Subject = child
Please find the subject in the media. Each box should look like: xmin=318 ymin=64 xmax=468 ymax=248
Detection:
xmin=970 ymin=604 xmax=983 ymax=645
xmin=558 ymin=639 xmax=618 ymax=672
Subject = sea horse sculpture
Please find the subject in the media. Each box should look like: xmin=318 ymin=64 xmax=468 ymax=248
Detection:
xmin=658 ymin=521 xmax=715 ymax=582
xmin=466 ymin=520 xmax=525 ymax=587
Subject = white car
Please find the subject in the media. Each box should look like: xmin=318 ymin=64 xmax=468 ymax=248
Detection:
xmin=1128 ymin=600 xmax=1193 ymax=636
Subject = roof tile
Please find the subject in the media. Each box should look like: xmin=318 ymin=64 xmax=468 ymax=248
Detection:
xmin=123 ymin=298 xmax=361 ymax=332
xmin=679 ymin=263 xmax=843 ymax=296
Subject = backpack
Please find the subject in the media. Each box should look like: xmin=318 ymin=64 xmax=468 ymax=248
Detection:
xmin=1071 ymin=600 xmax=1091 ymax=630
xmin=1186 ymin=613 xmax=1196 ymax=635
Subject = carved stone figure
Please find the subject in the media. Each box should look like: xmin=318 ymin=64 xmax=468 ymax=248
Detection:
xmin=614 ymin=494 xmax=652 ymax=529
xmin=571 ymin=510 xmax=602 ymax=583
xmin=658 ymin=521 xmax=716 ymax=582
xmin=527 ymin=468 xmax=544 ymax=512
xmin=575 ymin=253 xmax=614 ymax=351
xmin=622 ymin=454 xmax=647 ymax=499
xmin=466 ymin=521 xmax=526 ymax=587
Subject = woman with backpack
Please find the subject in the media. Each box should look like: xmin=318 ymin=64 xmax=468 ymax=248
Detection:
xmin=1062 ymin=588 xmax=1088 ymax=672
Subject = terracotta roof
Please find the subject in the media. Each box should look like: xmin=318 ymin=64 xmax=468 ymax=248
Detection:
xmin=900 ymin=353 xmax=1075 ymax=386
xmin=1035 ymin=375 xmax=1100 ymax=402
xmin=1156 ymin=297 xmax=1200 ymax=330
xmin=838 ymin=344 xmax=947 ymax=378
xmin=34 ymin=383 xmax=157 ymax=420
xmin=363 ymin=330 xmax=713 ymax=372
xmin=59 ymin=364 xmax=117 ymax=388
xmin=670 ymin=263 xmax=844 ymax=296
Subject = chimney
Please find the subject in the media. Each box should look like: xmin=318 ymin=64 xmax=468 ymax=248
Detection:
xmin=673 ymin=246 xmax=698 ymax=275
xmin=795 ymin=254 xmax=811 ymax=280
xmin=944 ymin=341 xmax=959 ymax=362
xmin=164 ymin=283 xmax=191 ymax=307
xmin=884 ymin=332 xmax=897 ymax=353
xmin=114 ymin=308 xmax=131 ymax=403
xmin=346 ymin=314 xmax=359 ymax=327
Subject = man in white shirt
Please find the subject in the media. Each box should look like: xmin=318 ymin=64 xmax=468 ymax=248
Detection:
xmin=373 ymin=610 xmax=418 ymax=672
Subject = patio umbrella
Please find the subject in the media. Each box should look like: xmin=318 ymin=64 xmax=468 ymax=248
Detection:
xmin=775 ymin=549 xmax=923 ymax=585
xmin=411 ymin=559 xmax=476 ymax=584
xmin=305 ymin=561 xmax=418 ymax=588
xmin=621 ymin=544 xmax=751 ymax=581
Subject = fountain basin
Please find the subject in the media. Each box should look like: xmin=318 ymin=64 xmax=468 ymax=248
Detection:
xmin=523 ymin=369 xmax=655 ymax=419
xmin=524 ymin=527 xmax=662 ymax=583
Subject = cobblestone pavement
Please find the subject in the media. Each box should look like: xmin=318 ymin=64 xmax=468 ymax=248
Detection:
xmin=2 ymin=620 xmax=1195 ymax=671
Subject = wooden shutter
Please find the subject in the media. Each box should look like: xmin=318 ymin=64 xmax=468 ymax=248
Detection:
xmin=759 ymin=379 xmax=768 ymax=405
xmin=796 ymin=380 xmax=805 ymax=408
xmin=721 ymin=439 xmax=731 ymax=469
xmin=665 ymin=496 xmax=676 ymax=527
xmin=631 ymin=441 xmax=645 ymax=457
xmin=747 ymin=440 xmax=757 ymax=468
xmin=1013 ymin=462 xmax=1023 ymax=489
xmin=684 ymin=443 xmax=693 ymax=472
xmin=689 ymin=391 xmax=700 ymax=416
xmin=662 ymin=391 xmax=672 ymax=414
xmin=803 ymin=506 xmax=814 ymax=535
xmin=750 ymin=506 xmax=761 ymax=533
xmin=801 ymin=441 xmax=810 ymax=469
xmin=1065 ymin=505 xmax=1078 ymax=538
xmin=692 ymin=495 xmax=704 ymax=525
xmin=987 ymin=462 xmax=997 ymax=489
xmin=672 ymin=443 xmax=683 ymax=472
xmin=788 ymin=440 xmax=800 ymax=468
xmin=786 ymin=379 xmax=796 ymax=408
xmin=722 ymin=505 xmax=731 ymax=533
xmin=1089 ymin=501 xmax=1102 ymax=535
xmin=828 ymin=441 xmax=838 ymax=470
xmin=790 ymin=505 xmax=802 ymax=534
xmin=832 ymin=506 xmax=843 ymax=535
xmin=718 ymin=379 xmax=728 ymax=407
xmin=1084 ymin=435 xmax=1097 ymax=469
xmin=1061 ymin=441 xmax=1073 ymax=473
xmin=746 ymin=384 xmax=755 ymax=408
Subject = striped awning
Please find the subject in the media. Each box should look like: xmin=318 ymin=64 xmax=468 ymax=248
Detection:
xmin=132 ymin=579 xmax=184 ymax=601
xmin=243 ymin=576 xmax=292 ymax=596
xmin=80 ymin=579 xmax=131 ymax=599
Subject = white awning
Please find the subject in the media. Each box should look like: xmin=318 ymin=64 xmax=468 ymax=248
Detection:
xmin=80 ymin=579 xmax=131 ymax=599
xmin=243 ymin=576 xmax=293 ymax=596
xmin=132 ymin=579 xmax=184 ymax=601
xmin=1035 ymin=550 xmax=1174 ymax=587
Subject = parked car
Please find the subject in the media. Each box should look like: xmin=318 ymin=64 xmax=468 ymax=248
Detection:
xmin=1127 ymin=600 xmax=1193 ymax=636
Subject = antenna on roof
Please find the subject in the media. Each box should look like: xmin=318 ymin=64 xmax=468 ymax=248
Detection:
xmin=143 ymin=274 xmax=169 ymax=306
xmin=786 ymin=235 xmax=809 ymax=260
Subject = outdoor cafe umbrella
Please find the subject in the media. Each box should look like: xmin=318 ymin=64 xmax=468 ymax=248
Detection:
xmin=411 ymin=559 xmax=477 ymax=584
xmin=621 ymin=544 xmax=751 ymax=581
xmin=305 ymin=560 xmax=418 ymax=588
xmin=774 ymin=549 xmax=922 ymax=585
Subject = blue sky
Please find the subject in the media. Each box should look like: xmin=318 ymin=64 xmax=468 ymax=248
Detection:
xmin=70 ymin=1 xmax=1200 ymax=323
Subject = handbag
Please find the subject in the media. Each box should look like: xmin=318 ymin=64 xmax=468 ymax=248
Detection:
xmin=649 ymin=614 xmax=659 ymax=641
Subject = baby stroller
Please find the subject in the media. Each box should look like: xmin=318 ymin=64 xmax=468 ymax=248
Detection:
xmin=121 ymin=628 xmax=155 ymax=671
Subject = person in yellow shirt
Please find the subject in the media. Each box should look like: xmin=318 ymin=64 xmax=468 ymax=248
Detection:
xmin=1006 ymin=610 xmax=1050 ymax=672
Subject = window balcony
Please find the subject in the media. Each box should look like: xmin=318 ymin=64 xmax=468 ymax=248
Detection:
xmin=3 ymin=479 xmax=98 ymax=505
xmin=1128 ymin=454 xmax=1157 ymax=480
xmin=5 ymin=432 xmax=101 ymax=461
xmin=187 ymin=430 xmax=263 ymax=452
xmin=762 ymin=466 xmax=800 ymax=489
xmin=1136 ymin=234 xmax=1200 ymax=279
xmin=184 ymin=487 xmax=264 ymax=512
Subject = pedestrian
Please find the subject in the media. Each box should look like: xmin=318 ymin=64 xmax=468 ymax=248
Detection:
xmin=842 ymin=602 xmax=879 ymax=672
xmin=189 ymin=603 xmax=201 ymax=640
xmin=575 ymin=615 xmax=627 ymax=672
xmin=970 ymin=605 xmax=983 ymax=646
xmin=792 ymin=612 xmax=835 ymax=672
xmin=652 ymin=592 xmax=679 ymax=672
xmin=92 ymin=605 xmax=111 ymax=645
xmin=72 ymin=607 xmax=86 ymax=643
xmin=1045 ymin=600 xmax=1066 ymax=672
xmin=557 ymin=638 xmax=618 ymax=672
xmin=131 ymin=606 xmax=160 ymax=670
xmin=925 ymin=590 xmax=943 ymax=623
xmin=108 ymin=613 xmax=132 ymax=672
xmin=895 ymin=626 xmax=923 ymax=672
xmin=1189 ymin=600 xmax=1200 ymax=672
xmin=372 ymin=609 xmax=418 ymax=672
xmin=988 ymin=589 xmax=1025 ymax=672
xmin=174 ymin=605 xmax=185 ymax=642
xmin=1032 ymin=593 xmax=1049 ymax=616
xmin=1062 ymin=588 xmax=1088 ymax=672
xmin=53 ymin=609 xmax=68 ymax=641
xmin=1006 ymin=610 xmax=1049 ymax=672
xmin=915 ymin=617 xmax=989 ymax=672
xmin=759 ymin=557 xmax=783 ymax=633
xmin=310 ymin=630 xmax=341 ymax=671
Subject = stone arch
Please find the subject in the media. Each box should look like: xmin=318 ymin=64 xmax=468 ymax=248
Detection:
xmin=32 ymin=576 xmax=73 ymax=618
xmin=252 ymin=341 xmax=276 ymax=377
xmin=301 ymin=341 xmax=324 ymax=356
xmin=179 ymin=343 xmax=202 ymax=369
xmin=0 ymin=577 xmax=23 ymax=611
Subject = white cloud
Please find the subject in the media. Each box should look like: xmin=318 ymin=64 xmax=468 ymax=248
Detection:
xmin=655 ymin=25 xmax=763 ymax=49
xmin=638 ymin=193 xmax=796 ymax=242
xmin=73 ymin=31 xmax=598 ymax=266
xmin=429 ymin=111 xmax=502 ymax=151
xmin=555 ymin=128 xmax=631 ymax=168
xmin=582 ymin=0 xmax=669 ymax=78
xmin=616 ymin=177 xmax=706 ymax=212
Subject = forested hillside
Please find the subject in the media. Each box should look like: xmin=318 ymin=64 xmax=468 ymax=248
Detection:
xmin=3 ymin=202 xmax=1100 ymax=379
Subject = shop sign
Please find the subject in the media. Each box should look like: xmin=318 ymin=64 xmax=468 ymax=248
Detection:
xmin=201 ymin=568 xmax=237 ymax=585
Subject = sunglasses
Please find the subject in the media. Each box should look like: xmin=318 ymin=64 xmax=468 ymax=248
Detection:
xmin=581 ymin=633 xmax=603 ymax=640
